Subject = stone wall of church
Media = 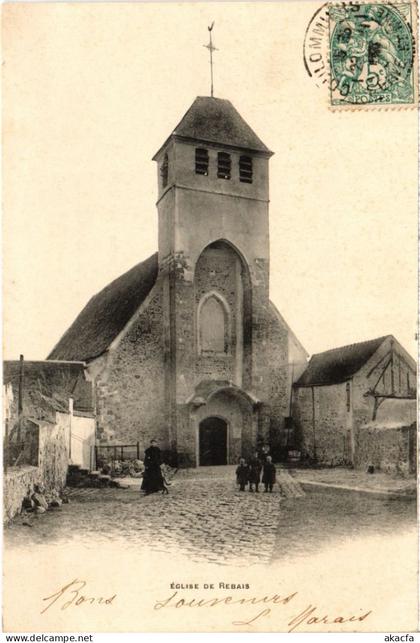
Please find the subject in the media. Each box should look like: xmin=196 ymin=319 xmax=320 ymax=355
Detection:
xmin=264 ymin=305 xmax=290 ymax=451
xmin=91 ymin=265 xmax=295 ymax=467
xmin=194 ymin=244 xmax=245 ymax=385
xmin=165 ymin=240 xmax=289 ymax=460
xmin=91 ymin=280 xmax=169 ymax=461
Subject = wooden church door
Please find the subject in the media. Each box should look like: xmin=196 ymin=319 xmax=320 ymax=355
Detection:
xmin=199 ymin=417 xmax=228 ymax=466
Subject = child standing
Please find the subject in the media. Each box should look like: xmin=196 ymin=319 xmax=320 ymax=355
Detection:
xmin=262 ymin=455 xmax=276 ymax=492
xmin=248 ymin=452 xmax=262 ymax=492
xmin=236 ymin=458 xmax=249 ymax=492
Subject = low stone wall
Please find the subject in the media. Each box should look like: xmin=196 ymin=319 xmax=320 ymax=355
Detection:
xmin=3 ymin=465 xmax=39 ymax=522
xmin=4 ymin=412 xmax=70 ymax=522
xmin=355 ymin=423 xmax=416 ymax=475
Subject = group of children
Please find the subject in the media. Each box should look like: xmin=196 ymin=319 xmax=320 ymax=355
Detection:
xmin=235 ymin=451 xmax=276 ymax=493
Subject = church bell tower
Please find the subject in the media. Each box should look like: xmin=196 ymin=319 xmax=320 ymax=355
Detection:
xmin=153 ymin=95 xmax=274 ymax=467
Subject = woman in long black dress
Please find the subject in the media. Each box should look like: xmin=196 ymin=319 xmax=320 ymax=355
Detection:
xmin=141 ymin=439 xmax=165 ymax=495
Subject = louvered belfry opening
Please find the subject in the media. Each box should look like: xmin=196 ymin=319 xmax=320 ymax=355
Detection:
xmin=217 ymin=152 xmax=231 ymax=180
xmin=239 ymin=155 xmax=253 ymax=183
xmin=195 ymin=148 xmax=209 ymax=175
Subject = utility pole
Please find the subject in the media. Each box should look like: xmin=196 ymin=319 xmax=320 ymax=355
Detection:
xmin=68 ymin=397 xmax=73 ymax=462
xmin=390 ymin=339 xmax=395 ymax=395
xmin=4 ymin=416 xmax=9 ymax=474
xmin=17 ymin=354 xmax=24 ymax=443
xmin=311 ymin=386 xmax=317 ymax=462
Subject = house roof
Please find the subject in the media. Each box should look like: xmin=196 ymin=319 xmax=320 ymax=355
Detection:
xmin=153 ymin=96 xmax=273 ymax=158
xmin=48 ymin=252 xmax=158 ymax=362
xmin=294 ymin=336 xmax=391 ymax=387
xmin=3 ymin=360 xmax=94 ymax=421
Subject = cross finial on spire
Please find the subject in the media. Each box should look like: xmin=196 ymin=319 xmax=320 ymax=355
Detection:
xmin=203 ymin=22 xmax=218 ymax=97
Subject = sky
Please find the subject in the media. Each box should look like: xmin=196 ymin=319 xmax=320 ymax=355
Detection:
xmin=3 ymin=2 xmax=418 ymax=361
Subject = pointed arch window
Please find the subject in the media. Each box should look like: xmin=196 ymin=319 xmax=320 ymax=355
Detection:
xmin=198 ymin=292 xmax=230 ymax=354
xmin=161 ymin=153 xmax=168 ymax=188
xmin=217 ymin=152 xmax=231 ymax=180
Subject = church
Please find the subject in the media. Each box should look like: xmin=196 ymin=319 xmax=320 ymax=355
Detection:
xmin=48 ymin=95 xmax=309 ymax=467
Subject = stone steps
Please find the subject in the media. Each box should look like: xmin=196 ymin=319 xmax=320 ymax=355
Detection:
xmin=66 ymin=463 xmax=128 ymax=489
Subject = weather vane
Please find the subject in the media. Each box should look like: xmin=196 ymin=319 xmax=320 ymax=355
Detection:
xmin=203 ymin=22 xmax=218 ymax=98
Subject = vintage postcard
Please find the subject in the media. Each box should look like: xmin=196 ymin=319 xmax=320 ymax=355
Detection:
xmin=2 ymin=1 xmax=418 ymax=634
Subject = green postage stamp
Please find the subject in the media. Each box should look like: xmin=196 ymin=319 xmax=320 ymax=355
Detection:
xmin=328 ymin=2 xmax=417 ymax=107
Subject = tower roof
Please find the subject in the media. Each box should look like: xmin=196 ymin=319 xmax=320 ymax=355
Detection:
xmin=153 ymin=96 xmax=273 ymax=159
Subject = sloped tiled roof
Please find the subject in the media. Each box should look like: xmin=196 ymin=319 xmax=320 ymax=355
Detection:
xmin=48 ymin=252 xmax=158 ymax=362
xmin=295 ymin=336 xmax=390 ymax=387
xmin=3 ymin=360 xmax=93 ymax=421
xmin=154 ymin=97 xmax=272 ymax=157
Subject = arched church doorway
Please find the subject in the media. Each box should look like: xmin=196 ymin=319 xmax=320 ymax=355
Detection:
xmin=199 ymin=417 xmax=228 ymax=466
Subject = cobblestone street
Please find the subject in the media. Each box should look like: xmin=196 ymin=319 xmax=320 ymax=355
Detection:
xmin=5 ymin=466 xmax=416 ymax=567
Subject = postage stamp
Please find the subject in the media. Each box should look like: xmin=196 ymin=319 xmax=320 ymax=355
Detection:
xmin=328 ymin=2 xmax=417 ymax=108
